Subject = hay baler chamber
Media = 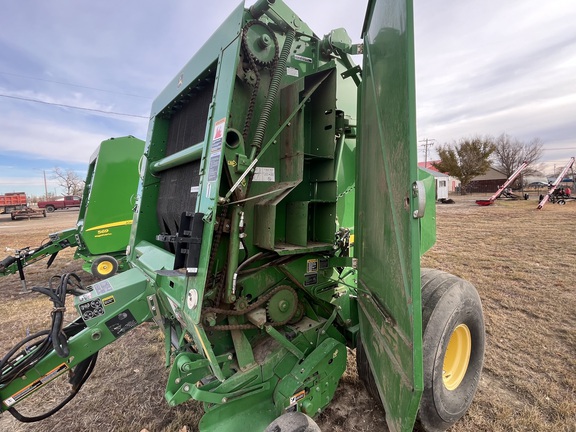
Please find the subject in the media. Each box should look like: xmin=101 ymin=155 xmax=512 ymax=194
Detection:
xmin=0 ymin=1 xmax=485 ymax=431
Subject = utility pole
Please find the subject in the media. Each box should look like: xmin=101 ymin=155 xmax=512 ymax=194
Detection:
xmin=419 ymin=138 xmax=435 ymax=168
xmin=43 ymin=170 xmax=48 ymax=200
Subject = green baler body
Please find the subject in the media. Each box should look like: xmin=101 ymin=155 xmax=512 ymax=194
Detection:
xmin=0 ymin=136 xmax=144 ymax=280
xmin=76 ymin=136 xmax=144 ymax=267
xmin=356 ymin=1 xmax=423 ymax=428
xmin=0 ymin=2 xmax=438 ymax=431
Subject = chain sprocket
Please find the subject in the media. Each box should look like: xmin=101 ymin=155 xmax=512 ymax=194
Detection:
xmin=266 ymin=288 xmax=298 ymax=323
xmin=242 ymin=21 xmax=279 ymax=67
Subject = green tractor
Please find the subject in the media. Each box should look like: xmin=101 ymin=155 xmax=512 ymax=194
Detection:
xmin=0 ymin=1 xmax=485 ymax=431
xmin=0 ymin=136 xmax=144 ymax=287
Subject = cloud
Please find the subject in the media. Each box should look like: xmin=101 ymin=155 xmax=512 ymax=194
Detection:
xmin=1 ymin=0 xmax=575 ymax=192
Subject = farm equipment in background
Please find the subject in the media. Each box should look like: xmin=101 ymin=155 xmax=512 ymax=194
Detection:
xmin=0 ymin=2 xmax=486 ymax=432
xmin=475 ymin=161 xmax=529 ymax=206
xmin=0 ymin=192 xmax=46 ymax=220
xmin=0 ymin=192 xmax=27 ymax=214
xmin=537 ymin=157 xmax=575 ymax=209
xmin=0 ymin=136 xmax=144 ymax=289
xmin=9 ymin=207 xmax=47 ymax=221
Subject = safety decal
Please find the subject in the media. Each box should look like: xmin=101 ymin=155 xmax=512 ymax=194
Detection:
xmin=208 ymin=118 xmax=226 ymax=182
xmin=307 ymin=259 xmax=318 ymax=273
xmin=212 ymin=118 xmax=226 ymax=145
xmin=208 ymin=153 xmax=221 ymax=182
xmin=288 ymin=389 xmax=306 ymax=407
xmin=3 ymin=363 xmax=68 ymax=407
xmin=105 ymin=309 xmax=137 ymax=339
xmin=102 ymin=295 xmax=115 ymax=306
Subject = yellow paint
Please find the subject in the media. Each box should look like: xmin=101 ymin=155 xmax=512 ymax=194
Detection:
xmin=443 ymin=324 xmax=472 ymax=390
xmin=193 ymin=324 xmax=209 ymax=357
xmin=86 ymin=219 xmax=133 ymax=232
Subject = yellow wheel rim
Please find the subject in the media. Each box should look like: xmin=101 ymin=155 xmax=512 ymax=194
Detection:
xmin=96 ymin=261 xmax=114 ymax=276
xmin=443 ymin=324 xmax=472 ymax=390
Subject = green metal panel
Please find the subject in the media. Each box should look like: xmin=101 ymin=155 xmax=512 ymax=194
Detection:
xmin=355 ymin=1 xmax=423 ymax=431
xmin=417 ymin=168 xmax=436 ymax=255
xmin=78 ymin=136 xmax=144 ymax=255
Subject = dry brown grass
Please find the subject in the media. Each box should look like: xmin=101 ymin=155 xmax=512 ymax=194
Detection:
xmin=0 ymin=197 xmax=574 ymax=431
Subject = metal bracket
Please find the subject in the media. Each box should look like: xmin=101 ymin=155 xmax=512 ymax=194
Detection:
xmin=147 ymin=294 xmax=165 ymax=332
xmin=412 ymin=181 xmax=426 ymax=219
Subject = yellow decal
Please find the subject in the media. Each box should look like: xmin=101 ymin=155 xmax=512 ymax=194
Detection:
xmin=3 ymin=363 xmax=69 ymax=407
xmin=86 ymin=219 xmax=133 ymax=232
xmin=289 ymin=389 xmax=306 ymax=406
xmin=103 ymin=296 xmax=115 ymax=306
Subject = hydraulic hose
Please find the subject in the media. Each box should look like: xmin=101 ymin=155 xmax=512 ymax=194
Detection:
xmin=250 ymin=28 xmax=295 ymax=160
xmin=1 ymin=272 xmax=96 ymax=422
xmin=8 ymin=353 xmax=98 ymax=422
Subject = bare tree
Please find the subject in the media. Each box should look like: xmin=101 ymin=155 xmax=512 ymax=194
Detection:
xmin=52 ymin=167 xmax=85 ymax=196
xmin=492 ymin=133 xmax=543 ymax=177
xmin=433 ymin=136 xmax=496 ymax=193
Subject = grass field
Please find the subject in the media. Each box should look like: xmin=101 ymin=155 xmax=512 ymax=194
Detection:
xmin=0 ymin=196 xmax=574 ymax=431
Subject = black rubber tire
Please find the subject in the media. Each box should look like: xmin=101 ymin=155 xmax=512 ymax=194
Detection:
xmin=90 ymin=255 xmax=119 ymax=279
xmin=264 ymin=412 xmax=321 ymax=432
xmin=45 ymin=205 xmax=55 ymax=213
xmin=356 ymin=334 xmax=380 ymax=401
xmin=558 ymin=200 xmax=566 ymax=205
xmin=418 ymin=268 xmax=485 ymax=432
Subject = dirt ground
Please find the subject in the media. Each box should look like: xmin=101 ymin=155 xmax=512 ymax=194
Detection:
xmin=0 ymin=197 xmax=574 ymax=431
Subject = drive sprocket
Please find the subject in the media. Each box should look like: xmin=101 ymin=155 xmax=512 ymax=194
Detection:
xmin=266 ymin=287 xmax=298 ymax=323
xmin=242 ymin=21 xmax=279 ymax=67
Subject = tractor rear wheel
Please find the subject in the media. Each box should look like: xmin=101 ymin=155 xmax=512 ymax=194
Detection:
xmin=418 ymin=268 xmax=485 ymax=431
xmin=91 ymin=255 xmax=119 ymax=279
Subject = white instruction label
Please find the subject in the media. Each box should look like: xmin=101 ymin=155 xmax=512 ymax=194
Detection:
xmin=253 ymin=167 xmax=275 ymax=182
xmin=286 ymin=67 xmax=299 ymax=77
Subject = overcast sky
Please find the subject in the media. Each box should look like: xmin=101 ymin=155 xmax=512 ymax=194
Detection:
xmin=1 ymin=0 xmax=575 ymax=196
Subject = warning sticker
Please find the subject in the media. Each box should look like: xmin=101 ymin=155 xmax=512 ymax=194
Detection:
xmin=307 ymin=259 xmax=318 ymax=273
xmin=289 ymin=389 xmax=306 ymax=407
xmin=208 ymin=118 xmax=226 ymax=182
xmin=212 ymin=118 xmax=226 ymax=144
xmin=103 ymin=295 xmax=115 ymax=306
xmin=3 ymin=363 xmax=68 ymax=407
xmin=207 ymin=153 xmax=221 ymax=182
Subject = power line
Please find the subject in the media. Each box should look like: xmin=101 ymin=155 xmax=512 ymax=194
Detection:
xmin=419 ymin=138 xmax=436 ymax=168
xmin=0 ymin=93 xmax=148 ymax=119
xmin=0 ymin=71 xmax=152 ymax=100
